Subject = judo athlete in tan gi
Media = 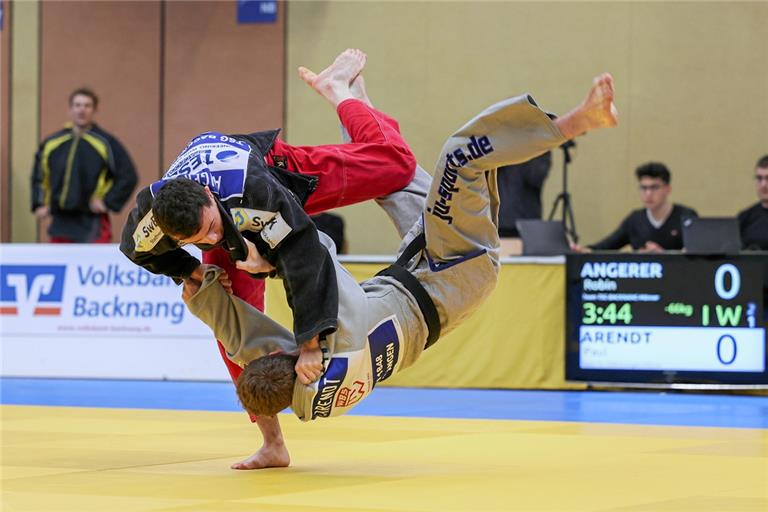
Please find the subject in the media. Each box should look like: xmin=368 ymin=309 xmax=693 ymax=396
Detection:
xmin=183 ymin=73 xmax=618 ymax=469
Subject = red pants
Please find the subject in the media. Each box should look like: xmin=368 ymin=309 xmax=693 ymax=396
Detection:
xmin=49 ymin=214 xmax=112 ymax=243
xmin=204 ymin=99 xmax=416 ymax=396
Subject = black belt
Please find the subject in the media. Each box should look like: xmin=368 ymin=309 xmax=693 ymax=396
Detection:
xmin=376 ymin=233 xmax=441 ymax=349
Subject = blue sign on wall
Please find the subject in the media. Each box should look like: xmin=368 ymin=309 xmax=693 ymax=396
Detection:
xmin=237 ymin=0 xmax=277 ymax=24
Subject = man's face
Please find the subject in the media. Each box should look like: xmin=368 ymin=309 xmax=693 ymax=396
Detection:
xmin=176 ymin=188 xmax=225 ymax=246
xmin=69 ymin=94 xmax=96 ymax=129
xmin=638 ymin=177 xmax=670 ymax=210
xmin=754 ymin=166 xmax=768 ymax=204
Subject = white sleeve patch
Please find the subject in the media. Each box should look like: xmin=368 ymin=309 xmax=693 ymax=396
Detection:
xmin=260 ymin=212 xmax=292 ymax=249
xmin=231 ymin=207 xmax=277 ymax=233
xmin=133 ymin=209 xmax=164 ymax=252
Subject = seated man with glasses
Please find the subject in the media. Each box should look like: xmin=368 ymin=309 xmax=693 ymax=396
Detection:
xmin=575 ymin=162 xmax=697 ymax=252
xmin=738 ymin=155 xmax=768 ymax=250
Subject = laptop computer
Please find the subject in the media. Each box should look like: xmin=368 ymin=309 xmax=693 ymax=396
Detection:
xmin=516 ymin=220 xmax=571 ymax=256
xmin=682 ymin=217 xmax=742 ymax=254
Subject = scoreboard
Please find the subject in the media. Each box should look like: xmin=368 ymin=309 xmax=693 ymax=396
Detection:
xmin=565 ymin=253 xmax=768 ymax=386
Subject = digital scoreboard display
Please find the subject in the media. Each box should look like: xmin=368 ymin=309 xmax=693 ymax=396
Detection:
xmin=565 ymin=253 xmax=768 ymax=386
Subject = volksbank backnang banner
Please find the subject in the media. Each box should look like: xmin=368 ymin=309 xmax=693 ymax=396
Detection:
xmin=0 ymin=244 xmax=208 ymax=338
xmin=1 ymin=245 xmax=228 ymax=380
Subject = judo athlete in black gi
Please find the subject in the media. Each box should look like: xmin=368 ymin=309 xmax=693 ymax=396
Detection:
xmin=183 ymin=73 xmax=618 ymax=469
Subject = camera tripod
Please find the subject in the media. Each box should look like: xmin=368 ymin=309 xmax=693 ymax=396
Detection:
xmin=547 ymin=140 xmax=579 ymax=243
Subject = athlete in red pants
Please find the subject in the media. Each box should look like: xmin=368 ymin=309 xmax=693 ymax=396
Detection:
xmin=122 ymin=49 xmax=417 ymax=469
xmin=201 ymin=53 xmax=414 ymax=392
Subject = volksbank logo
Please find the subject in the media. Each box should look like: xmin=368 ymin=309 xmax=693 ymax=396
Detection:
xmin=0 ymin=265 xmax=66 ymax=316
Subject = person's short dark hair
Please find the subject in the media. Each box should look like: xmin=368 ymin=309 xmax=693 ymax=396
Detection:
xmin=635 ymin=162 xmax=671 ymax=184
xmin=236 ymin=353 xmax=297 ymax=417
xmin=153 ymin=179 xmax=210 ymax=238
xmin=755 ymin=155 xmax=768 ymax=170
xmin=69 ymin=87 xmax=99 ymax=109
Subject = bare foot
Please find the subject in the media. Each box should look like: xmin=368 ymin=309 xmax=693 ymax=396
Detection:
xmin=556 ymin=73 xmax=619 ymax=139
xmin=231 ymin=441 xmax=290 ymax=470
xmin=580 ymin=73 xmax=618 ymax=129
xmin=350 ymin=75 xmax=373 ymax=107
xmin=298 ymin=48 xmax=367 ymax=106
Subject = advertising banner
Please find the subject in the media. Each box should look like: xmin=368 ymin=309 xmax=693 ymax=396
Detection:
xmin=0 ymin=244 xmax=228 ymax=380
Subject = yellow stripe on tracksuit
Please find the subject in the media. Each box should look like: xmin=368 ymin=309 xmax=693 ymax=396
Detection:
xmin=82 ymin=133 xmax=112 ymax=200
xmin=59 ymin=136 xmax=81 ymax=208
xmin=40 ymin=133 xmax=72 ymax=206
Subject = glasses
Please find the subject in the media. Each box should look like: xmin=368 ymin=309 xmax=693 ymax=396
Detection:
xmin=754 ymin=175 xmax=768 ymax=183
xmin=639 ymin=184 xmax=664 ymax=192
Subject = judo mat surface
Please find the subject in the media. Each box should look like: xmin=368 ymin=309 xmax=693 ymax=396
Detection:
xmin=2 ymin=380 xmax=767 ymax=512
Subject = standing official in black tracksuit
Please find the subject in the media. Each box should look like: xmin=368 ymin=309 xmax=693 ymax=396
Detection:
xmin=31 ymin=88 xmax=137 ymax=243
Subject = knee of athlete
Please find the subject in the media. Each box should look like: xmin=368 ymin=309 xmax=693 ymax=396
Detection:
xmin=390 ymin=149 xmax=417 ymax=189
xmin=236 ymin=353 xmax=298 ymax=416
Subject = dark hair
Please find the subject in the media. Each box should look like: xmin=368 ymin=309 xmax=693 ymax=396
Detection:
xmin=635 ymin=162 xmax=671 ymax=184
xmin=153 ymin=179 xmax=210 ymax=238
xmin=755 ymin=155 xmax=768 ymax=170
xmin=236 ymin=353 xmax=298 ymax=417
xmin=69 ymin=87 xmax=99 ymax=108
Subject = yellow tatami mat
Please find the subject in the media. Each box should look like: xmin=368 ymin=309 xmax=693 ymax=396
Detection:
xmin=2 ymin=405 xmax=766 ymax=512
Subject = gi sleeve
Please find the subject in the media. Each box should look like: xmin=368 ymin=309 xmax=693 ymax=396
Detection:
xmin=436 ymin=94 xmax=567 ymax=173
xmin=242 ymin=175 xmax=338 ymax=345
xmin=119 ymin=187 xmax=201 ymax=282
xmin=103 ymin=135 xmax=139 ymax=212
xmin=589 ymin=214 xmax=632 ymax=251
xmin=30 ymin=143 xmax=47 ymax=211
xmin=184 ymin=267 xmax=298 ymax=367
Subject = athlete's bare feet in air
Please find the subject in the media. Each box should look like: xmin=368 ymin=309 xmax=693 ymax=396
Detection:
xmin=298 ymin=48 xmax=367 ymax=107
xmin=231 ymin=439 xmax=290 ymax=470
xmin=555 ymin=73 xmax=619 ymax=139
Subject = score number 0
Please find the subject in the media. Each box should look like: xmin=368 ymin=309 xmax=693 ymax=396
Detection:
xmin=714 ymin=264 xmax=741 ymax=365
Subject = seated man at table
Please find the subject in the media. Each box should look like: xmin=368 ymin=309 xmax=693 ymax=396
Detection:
xmin=738 ymin=154 xmax=768 ymax=250
xmin=183 ymin=72 xmax=619 ymax=468
xmin=576 ymin=162 xmax=697 ymax=253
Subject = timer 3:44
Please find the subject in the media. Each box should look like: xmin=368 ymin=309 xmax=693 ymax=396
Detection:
xmin=582 ymin=303 xmax=633 ymax=324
